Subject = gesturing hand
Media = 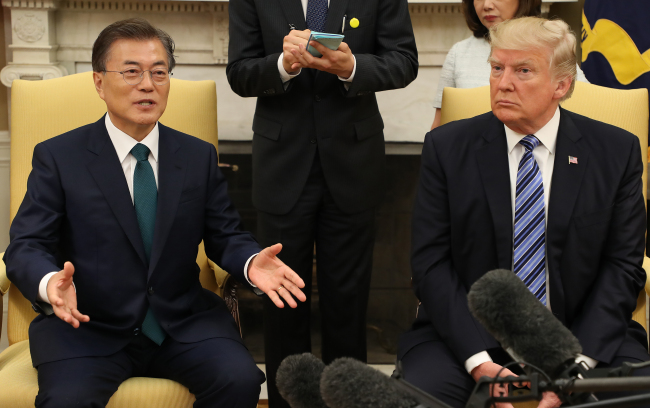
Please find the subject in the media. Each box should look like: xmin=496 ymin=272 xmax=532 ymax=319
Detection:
xmin=471 ymin=362 xmax=519 ymax=408
xmin=248 ymin=243 xmax=307 ymax=308
xmin=291 ymin=40 xmax=355 ymax=79
xmin=46 ymin=262 xmax=90 ymax=328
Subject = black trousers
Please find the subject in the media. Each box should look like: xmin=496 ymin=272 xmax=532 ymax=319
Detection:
xmin=35 ymin=334 xmax=265 ymax=408
xmin=258 ymin=158 xmax=375 ymax=408
xmin=400 ymin=339 xmax=650 ymax=408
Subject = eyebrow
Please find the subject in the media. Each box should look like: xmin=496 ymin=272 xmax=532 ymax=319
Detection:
xmin=122 ymin=60 xmax=168 ymax=67
xmin=488 ymin=57 xmax=536 ymax=67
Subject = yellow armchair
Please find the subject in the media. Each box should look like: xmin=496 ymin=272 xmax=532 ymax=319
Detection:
xmin=439 ymin=81 xmax=650 ymax=332
xmin=0 ymin=71 xmax=243 ymax=407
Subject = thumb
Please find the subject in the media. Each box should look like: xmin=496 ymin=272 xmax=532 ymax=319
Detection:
xmin=265 ymin=243 xmax=283 ymax=257
xmin=61 ymin=261 xmax=75 ymax=280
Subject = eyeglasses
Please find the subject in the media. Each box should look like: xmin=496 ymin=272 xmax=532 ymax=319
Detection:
xmin=104 ymin=68 xmax=172 ymax=86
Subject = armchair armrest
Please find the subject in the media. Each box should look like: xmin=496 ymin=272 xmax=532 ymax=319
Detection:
xmin=0 ymin=252 xmax=9 ymax=346
xmin=643 ymin=256 xmax=650 ymax=296
xmin=207 ymin=258 xmax=242 ymax=337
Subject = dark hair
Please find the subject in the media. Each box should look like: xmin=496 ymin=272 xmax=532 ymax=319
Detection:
xmin=462 ymin=0 xmax=542 ymax=38
xmin=92 ymin=18 xmax=176 ymax=72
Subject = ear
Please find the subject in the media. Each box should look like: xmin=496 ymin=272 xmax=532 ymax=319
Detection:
xmin=93 ymin=71 xmax=106 ymax=101
xmin=553 ymin=76 xmax=572 ymax=101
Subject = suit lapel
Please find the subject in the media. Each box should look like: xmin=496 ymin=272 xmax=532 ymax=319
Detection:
xmin=476 ymin=115 xmax=513 ymax=269
xmin=547 ymin=108 xmax=588 ymax=321
xmin=278 ymin=0 xmax=307 ymax=30
xmin=147 ymin=124 xmax=187 ymax=279
xmin=324 ymin=0 xmax=350 ymax=34
xmin=86 ymin=117 xmax=148 ymax=267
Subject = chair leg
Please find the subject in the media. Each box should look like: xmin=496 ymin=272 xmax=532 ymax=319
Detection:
xmin=223 ymin=276 xmax=242 ymax=337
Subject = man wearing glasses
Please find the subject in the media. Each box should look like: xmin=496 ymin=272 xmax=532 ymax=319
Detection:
xmin=3 ymin=18 xmax=306 ymax=408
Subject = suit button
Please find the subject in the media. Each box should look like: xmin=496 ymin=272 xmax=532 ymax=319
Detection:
xmin=310 ymin=139 xmax=316 ymax=144
xmin=314 ymin=94 xmax=321 ymax=102
xmin=134 ymin=327 xmax=140 ymax=336
xmin=148 ymin=287 xmax=154 ymax=295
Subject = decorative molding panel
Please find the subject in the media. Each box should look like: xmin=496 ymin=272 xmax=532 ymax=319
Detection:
xmin=0 ymin=131 xmax=10 ymax=168
xmin=1 ymin=63 xmax=68 ymax=86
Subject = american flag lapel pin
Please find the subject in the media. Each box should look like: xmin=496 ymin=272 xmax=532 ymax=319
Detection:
xmin=568 ymin=156 xmax=578 ymax=164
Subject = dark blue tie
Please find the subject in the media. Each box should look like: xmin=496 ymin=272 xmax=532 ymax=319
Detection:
xmin=306 ymin=0 xmax=328 ymax=32
xmin=513 ymin=135 xmax=547 ymax=306
xmin=131 ymin=143 xmax=166 ymax=345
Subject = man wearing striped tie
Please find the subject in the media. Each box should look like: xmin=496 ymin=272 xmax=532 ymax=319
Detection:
xmin=398 ymin=17 xmax=650 ymax=408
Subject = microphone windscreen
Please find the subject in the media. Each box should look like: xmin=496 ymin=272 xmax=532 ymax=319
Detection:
xmin=320 ymin=357 xmax=419 ymax=408
xmin=276 ymin=353 xmax=328 ymax=408
xmin=467 ymin=269 xmax=582 ymax=377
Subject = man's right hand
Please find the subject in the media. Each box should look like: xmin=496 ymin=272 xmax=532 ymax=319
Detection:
xmin=282 ymin=29 xmax=311 ymax=73
xmin=46 ymin=261 xmax=89 ymax=328
xmin=471 ymin=362 xmax=517 ymax=408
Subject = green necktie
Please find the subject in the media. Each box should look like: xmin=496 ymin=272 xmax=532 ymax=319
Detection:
xmin=131 ymin=143 xmax=166 ymax=346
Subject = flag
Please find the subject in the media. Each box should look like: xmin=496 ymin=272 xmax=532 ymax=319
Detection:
xmin=581 ymin=0 xmax=650 ymax=91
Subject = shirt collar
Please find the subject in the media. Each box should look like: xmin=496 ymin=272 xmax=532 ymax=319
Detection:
xmin=105 ymin=114 xmax=159 ymax=164
xmin=505 ymin=107 xmax=560 ymax=155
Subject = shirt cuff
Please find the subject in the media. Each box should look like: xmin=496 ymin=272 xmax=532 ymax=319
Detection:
xmin=37 ymin=271 xmax=59 ymax=304
xmin=465 ymin=351 xmax=493 ymax=374
xmin=244 ymin=253 xmax=259 ymax=287
xmin=338 ymin=54 xmax=357 ymax=83
xmin=278 ymin=53 xmax=301 ymax=83
xmin=576 ymin=354 xmax=599 ymax=369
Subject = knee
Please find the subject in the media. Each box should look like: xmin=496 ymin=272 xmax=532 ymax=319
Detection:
xmin=36 ymin=385 xmax=108 ymax=408
xmin=222 ymin=363 xmax=264 ymax=396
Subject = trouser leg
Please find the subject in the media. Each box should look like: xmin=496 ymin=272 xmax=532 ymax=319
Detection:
xmin=315 ymin=188 xmax=374 ymax=364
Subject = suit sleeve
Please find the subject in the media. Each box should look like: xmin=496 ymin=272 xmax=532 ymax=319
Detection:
xmin=226 ymin=0 xmax=287 ymax=98
xmin=3 ymin=143 xmax=64 ymax=304
xmin=411 ymin=132 xmax=499 ymax=364
xmin=570 ymin=137 xmax=647 ymax=363
xmin=345 ymin=0 xmax=418 ymax=97
xmin=202 ymin=144 xmax=263 ymax=290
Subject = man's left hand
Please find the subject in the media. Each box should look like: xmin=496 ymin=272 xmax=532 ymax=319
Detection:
xmin=248 ymin=243 xmax=307 ymax=308
xmin=538 ymin=392 xmax=562 ymax=408
xmin=291 ymin=41 xmax=355 ymax=79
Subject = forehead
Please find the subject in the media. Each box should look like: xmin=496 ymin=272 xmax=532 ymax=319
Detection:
xmin=490 ymin=47 xmax=551 ymax=67
xmin=105 ymin=38 xmax=168 ymax=67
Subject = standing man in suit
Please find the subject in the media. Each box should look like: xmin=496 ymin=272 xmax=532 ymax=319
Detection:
xmin=227 ymin=1 xmax=418 ymax=407
xmin=398 ymin=17 xmax=650 ymax=408
xmin=4 ymin=18 xmax=307 ymax=408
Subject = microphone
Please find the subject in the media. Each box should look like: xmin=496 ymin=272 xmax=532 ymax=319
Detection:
xmin=320 ymin=357 xmax=452 ymax=408
xmin=467 ymin=269 xmax=582 ymax=379
xmin=275 ymin=353 xmax=328 ymax=408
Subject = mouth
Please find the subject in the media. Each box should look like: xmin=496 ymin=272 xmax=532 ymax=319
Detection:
xmin=496 ymin=99 xmax=517 ymax=106
xmin=135 ymin=99 xmax=155 ymax=107
xmin=484 ymin=15 xmax=498 ymax=22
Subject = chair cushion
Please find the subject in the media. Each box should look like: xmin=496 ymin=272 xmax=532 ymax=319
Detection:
xmin=0 ymin=340 xmax=196 ymax=408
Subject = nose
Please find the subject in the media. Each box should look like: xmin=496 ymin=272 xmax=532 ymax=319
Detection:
xmin=497 ymin=68 xmax=515 ymax=92
xmin=483 ymin=0 xmax=494 ymax=10
xmin=137 ymin=71 xmax=155 ymax=91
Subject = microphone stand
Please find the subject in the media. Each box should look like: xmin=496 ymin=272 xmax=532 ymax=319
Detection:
xmin=391 ymin=362 xmax=455 ymax=408
xmin=466 ymin=360 xmax=650 ymax=408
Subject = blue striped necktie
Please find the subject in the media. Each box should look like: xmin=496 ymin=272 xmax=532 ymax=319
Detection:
xmin=131 ymin=143 xmax=166 ymax=345
xmin=513 ymin=135 xmax=547 ymax=306
xmin=306 ymin=0 xmax=328 ymax=32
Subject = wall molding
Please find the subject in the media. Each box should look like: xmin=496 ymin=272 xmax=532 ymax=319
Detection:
xmin=0 ymin=130 xmax=10 ymax=168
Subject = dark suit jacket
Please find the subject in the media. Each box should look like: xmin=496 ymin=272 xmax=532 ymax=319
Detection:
xmin=226 ymin=0 xmax=418 ymax=215
xmin=4 ymin=117 xmax=262 ymax=367
xmin=401 ymin=108 xmax=647 ymax=366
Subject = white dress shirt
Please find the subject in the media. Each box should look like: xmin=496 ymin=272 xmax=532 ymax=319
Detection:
xmin=37 ymin=114 xmax=257 ymax=303
xmin=277 ymin=0 xmax=357 ymax=85
xmin=464 ymin=108 xmax=598 ymax=374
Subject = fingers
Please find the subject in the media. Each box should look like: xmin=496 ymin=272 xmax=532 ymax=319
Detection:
xmin=53 ymin=304 xmax=81 ymax=328
xmin=71 ymin=308 xmax=90 ymax=323
xmin=281 ymin=278 xmax=306 ymax=303
xmin=276 ymin=286 xmax=298 ymax=308
xmin=267 ymin=289 xmax=285 ymax=309
xmin=267 ymin=243 xmax=283 ymax=257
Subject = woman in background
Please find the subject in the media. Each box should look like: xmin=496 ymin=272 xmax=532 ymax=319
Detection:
xmin=430 ymin=0 xmax=588 ymax=130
